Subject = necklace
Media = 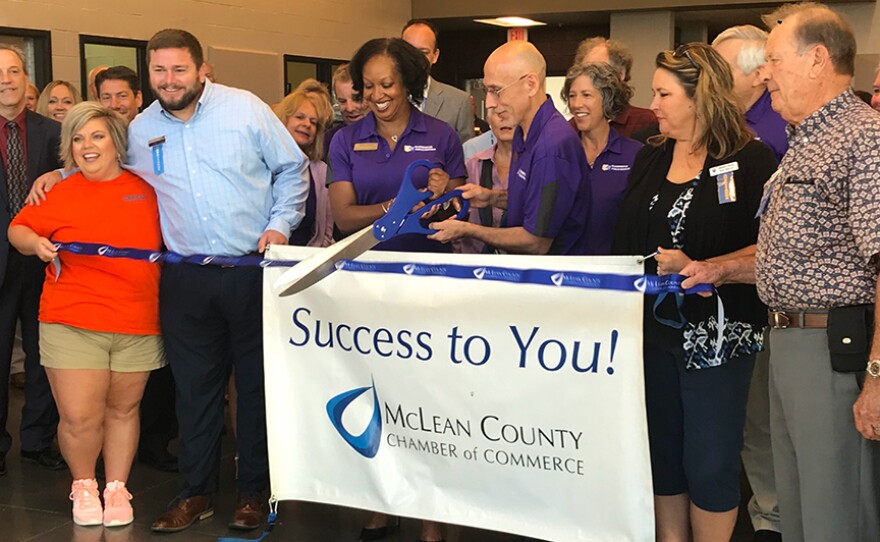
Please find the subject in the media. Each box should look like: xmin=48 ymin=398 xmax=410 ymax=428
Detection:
xmin=391 ymin=135 xmax=398 ymax=143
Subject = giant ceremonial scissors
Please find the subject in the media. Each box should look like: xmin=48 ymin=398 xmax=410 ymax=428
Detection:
xmin=273 ymin=160 xmax=469 ymax=296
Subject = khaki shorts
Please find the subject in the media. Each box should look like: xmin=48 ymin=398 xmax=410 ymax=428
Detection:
xmin=40 ymin=323 xmax=166 ymax=372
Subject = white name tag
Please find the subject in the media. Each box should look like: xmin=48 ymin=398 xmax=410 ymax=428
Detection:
xmin=709 ymin=162 xmax=739 ymax=177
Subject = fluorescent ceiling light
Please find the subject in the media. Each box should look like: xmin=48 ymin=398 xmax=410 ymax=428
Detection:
xmin=474 ymin=16 xmax=547 ymax=28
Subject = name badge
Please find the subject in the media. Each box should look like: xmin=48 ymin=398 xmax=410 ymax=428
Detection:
xmin=716 ymin=171 xmax=737 ymax=204
xmin=149 ymin=136 xmax=166 ymax=175
xmin=709 ymin=161 xmax=739 ymax=177
xmin=354 ymin=142 xmax=379 ymax=152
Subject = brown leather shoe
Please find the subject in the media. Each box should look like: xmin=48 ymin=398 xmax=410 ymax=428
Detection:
xmin=228 ymin=496 xmax=266 ymax=531
xmin=151 ymin=496 xmax=214 ymax=533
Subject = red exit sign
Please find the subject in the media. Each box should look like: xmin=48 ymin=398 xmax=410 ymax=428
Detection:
xmin=507 ymin=28 xmax=528 ymax=42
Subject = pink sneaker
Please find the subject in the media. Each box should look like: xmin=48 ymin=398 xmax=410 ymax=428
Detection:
xmin=69 ymin=478 xmax=102 ymax=526
xmin=103 ymin=480 xmax=134 ymax=527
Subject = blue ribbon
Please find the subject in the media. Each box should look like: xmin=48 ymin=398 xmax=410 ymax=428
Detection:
xmin=51 ymin=242 xmax=714 ymax=296
xmin=52 ymin=242 xmax=299 ymax=268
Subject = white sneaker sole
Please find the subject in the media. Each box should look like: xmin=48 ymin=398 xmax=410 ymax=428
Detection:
xmin=73 ymin=516 xmax=103 ymax=527
xmin=104 ymin=516 xmax=134 ymax=527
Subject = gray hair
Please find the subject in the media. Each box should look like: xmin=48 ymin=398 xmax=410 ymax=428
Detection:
xmin=762 ymin=2 xmax=855 ymax=76
xmin=0 ymin=44 xmax=28 ymax=75
xmin=712 ymin=25 xmax=769 ymax=75
xmin=561 ymin=62 xmax=632 ymax=122
xmin=60 ymin=102 xmax=128 ymax=171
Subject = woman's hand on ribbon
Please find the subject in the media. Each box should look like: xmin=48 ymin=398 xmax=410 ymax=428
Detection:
xmin=32 ymin=237 xmax=59 ymax=262
xmin=656 ymin=247 xmax=692 ymax=276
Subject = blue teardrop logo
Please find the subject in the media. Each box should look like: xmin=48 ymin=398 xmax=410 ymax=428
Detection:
xmin=326 ymin=379 xmax=383 ymax=458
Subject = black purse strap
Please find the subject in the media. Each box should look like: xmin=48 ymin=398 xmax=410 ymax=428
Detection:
xmin=478 ymin=158 xmax=494 ymax=228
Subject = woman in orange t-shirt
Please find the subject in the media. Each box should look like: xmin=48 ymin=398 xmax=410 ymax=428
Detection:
xmin=9 ymin=103 xmax=163 ymax=528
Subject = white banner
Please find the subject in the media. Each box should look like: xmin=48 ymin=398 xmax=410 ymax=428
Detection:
xmin=263 ymin=246 xmax=654 ymax=541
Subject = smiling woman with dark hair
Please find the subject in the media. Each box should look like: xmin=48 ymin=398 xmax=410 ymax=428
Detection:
xmin=330 ymin=37 xmax=465 ymax=542
xmin=328 ymin=37 xmax=465 ymax=255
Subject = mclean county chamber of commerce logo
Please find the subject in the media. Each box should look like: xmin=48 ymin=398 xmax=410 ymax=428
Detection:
xmin=326 ymin=378 xmax=383 ymax=458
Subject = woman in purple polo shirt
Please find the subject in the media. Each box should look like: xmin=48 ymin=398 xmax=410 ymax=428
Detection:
xmin=613 ymin=43 xmax=777 ymax=541
xmin=328 ymin=37 xmax=464 ymax=542
xmin=328 ymin=38 xmax=465 ymax=255
xmin=563 ymin=62 xmax=642 ymax=255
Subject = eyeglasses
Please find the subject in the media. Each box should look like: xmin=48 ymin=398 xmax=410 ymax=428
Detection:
xmin=482 ymin=74 xmax=529 ymax=100
xmin=672 ymin=44 xmax=700 ymax=72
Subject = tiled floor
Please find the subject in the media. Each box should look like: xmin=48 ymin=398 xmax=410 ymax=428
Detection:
xmin=1 ymin=384 xmax=757 ymax=541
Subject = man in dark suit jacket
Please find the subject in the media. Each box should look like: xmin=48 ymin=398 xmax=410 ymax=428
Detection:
xmin=402 ymin=19 xmax=474 ymax=144
xmin=0 ymin=44 xmax=64 ymax=477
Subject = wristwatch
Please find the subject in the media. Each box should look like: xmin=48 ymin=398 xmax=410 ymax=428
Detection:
xmin=868 ymin=360 xmax=880 ymax=378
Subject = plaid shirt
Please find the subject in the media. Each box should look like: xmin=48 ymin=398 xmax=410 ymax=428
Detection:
xmin=756 ymin=89 xmax=880 ymax=310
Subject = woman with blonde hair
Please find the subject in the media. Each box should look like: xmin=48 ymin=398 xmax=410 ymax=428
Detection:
xmin=293 ymin=78 xmax=335 ymax=129
xmin=36 ymin=80 xmax=81 ymax=122
xmin=274 ymin=79 xmax=334 ymax=247
xmin=24 ymin=83 xmax=39 ymax=111
xmin=9 ymin=102 xmax=163 ymax=528
xmin=613 ymin=43 xmax=777 ymax=541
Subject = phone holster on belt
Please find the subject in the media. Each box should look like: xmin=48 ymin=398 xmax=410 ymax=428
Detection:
xmin=827 ymin=304 xmax=874 ymax=373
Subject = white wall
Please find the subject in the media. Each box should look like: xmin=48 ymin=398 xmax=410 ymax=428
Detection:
xmin=0 ymin=0 xmax=411 ymax=103
xmin=611 ymin=10 xmax=675 ymax=108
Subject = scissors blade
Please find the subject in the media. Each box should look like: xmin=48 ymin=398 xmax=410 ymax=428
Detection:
xmin=273 ymin=225 xmax=379 ymax=297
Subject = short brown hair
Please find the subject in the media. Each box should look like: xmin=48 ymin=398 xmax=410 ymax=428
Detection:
xmin=60 ymin=102 xmax=128 ymax=171
xmin=762 ymin=2 xmax=855 ymax=76
xmin=148 ymin=29 xmax=204 ymax=68
xmin=574 ymin=37 xmax=634 ymax=83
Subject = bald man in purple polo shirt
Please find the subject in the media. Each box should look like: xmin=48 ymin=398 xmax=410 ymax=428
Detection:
xmin=429 ymin=41 xmax=590 ymax=255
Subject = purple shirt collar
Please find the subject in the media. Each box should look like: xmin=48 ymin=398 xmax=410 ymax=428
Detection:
xmin=512 ymin=96 xmax=556 ymax=155
xmin=354 ymin=106 xmax=428 ymax=141
xmin=745 ymin=90 xmax=774 ymax=126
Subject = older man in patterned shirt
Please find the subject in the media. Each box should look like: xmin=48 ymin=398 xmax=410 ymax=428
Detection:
xmin=680 ymin=3 xmax=880 ymax=541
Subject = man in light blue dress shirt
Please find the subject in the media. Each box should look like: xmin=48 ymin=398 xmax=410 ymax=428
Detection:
xmin=124 ymin=29 xmax=308 ymax=534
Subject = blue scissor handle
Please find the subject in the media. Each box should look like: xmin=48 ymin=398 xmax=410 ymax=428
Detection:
xmin=373 ymin=160 xmax=471 ymax=240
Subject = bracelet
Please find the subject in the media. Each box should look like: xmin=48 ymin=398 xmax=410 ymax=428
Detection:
xmin=381 ymin=199 xmax=394 ymax=214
